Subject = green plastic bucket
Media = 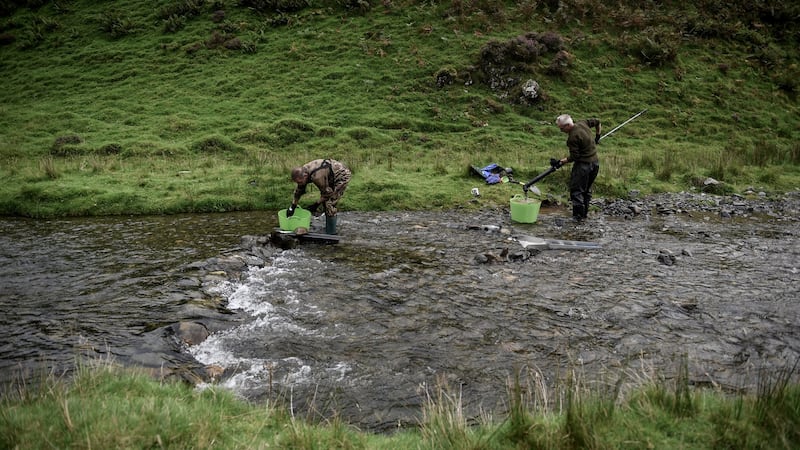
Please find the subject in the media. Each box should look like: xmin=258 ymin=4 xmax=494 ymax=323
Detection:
xmin=278 ymin=207 xmax=311 ymax=231
xmin=510 ymin=194 xmax=541 ymax=223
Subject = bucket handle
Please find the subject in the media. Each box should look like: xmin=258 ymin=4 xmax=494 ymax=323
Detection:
xmin=511 ymin=194 xmax=540 ymax=204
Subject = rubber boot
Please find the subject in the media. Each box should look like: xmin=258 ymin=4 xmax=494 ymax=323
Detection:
xmin=583 ymin=195 xmax=592 ymax=219
xmin=325 ymin=215 xmax=338 ymax=235
xmin=571 ymin=204 xmax=585 ymax=223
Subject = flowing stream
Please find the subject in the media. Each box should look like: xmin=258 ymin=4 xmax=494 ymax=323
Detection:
xmin=1 ymin=195 xmax=798 ymax=432
xmin=0 ymin=213 xmax=266 ymax=382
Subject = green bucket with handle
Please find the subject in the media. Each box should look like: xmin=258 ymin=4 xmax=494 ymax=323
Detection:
xmin=510 ymin=194 xmax=541 ymax=223
xmin=278 ymin=207 xmax=311 ymax=231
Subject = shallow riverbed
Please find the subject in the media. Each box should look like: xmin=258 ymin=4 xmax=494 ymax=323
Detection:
xmin=186 ymin=192 xmax=800 ymax=431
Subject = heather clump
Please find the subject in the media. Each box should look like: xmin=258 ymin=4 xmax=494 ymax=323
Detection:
xmin=468 ymin=31 xmax=567 ymax=104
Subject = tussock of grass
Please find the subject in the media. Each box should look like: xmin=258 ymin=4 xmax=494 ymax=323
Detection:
xmin=2 ymin=357 xmax=798 ymax=449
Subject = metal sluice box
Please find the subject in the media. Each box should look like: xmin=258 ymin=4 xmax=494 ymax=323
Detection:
xmin=516 ymin=235 xmax=602 ymax=251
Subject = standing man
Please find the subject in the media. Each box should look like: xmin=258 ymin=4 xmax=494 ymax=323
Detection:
xmin=555 ymin=114 xmax=601 ymax=222
xmin=287 ymin=159 xmax=351 ymax=235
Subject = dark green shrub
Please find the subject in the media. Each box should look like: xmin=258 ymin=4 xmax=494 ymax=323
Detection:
xmin=267 ymin=13 xmax=292 ymax=27
xmin=626 ymin=26 xmax=679 ymax=67
xmin=346 ymin=127 xmax=372 ymax=141
xmin=238 ymin=0 xmax=311 ymax=13
xmin=750 ymin=43 xmax=785 ymax=70
xmin=158 ymin=0 xmax=206 ymax=21
xmin=434 ymin=67 xmax=456 ymax=88
xmin=538 ymin=30 xmax=564 ymax=52
xmin=773 ymin=68 xmax=798 ymax=95
xmin=162 ymin=14 xmax=186 ymax=33
xmin=99 ymin=143 xmax=122 ymax=155
xmin=272 ymin=118 xmax=315 ymax=132
xmin=751 ymin=1 xmax=800 ymax=42
xmin=223 ymin=36 xmax=242 ymax=49
xmin=702 ymin=181 xmax=734 ymax=195
xmin=16 ymin=16 xmax=57 ymax=48
xmin=445 ymin=0 xmax=506 ymax=26
xmin=34 ymin=15 xmax=58 ymax=31
xmin=0 ymin=0 xmax=47 ymax=14
xmin=192 ymin=135 xmax=240 ymax=153
xmin=211 ymin=9 xmax=225 ymax=22
xmin=239 ymin=39 xmax=257 ymax=53
xmin=790 ymin=143 xmax=800 ymax=165
xmin=235 ymin=128 xmax=271 ymax=144
xmin=49 ymin=145 xmax=88 ymax=157
xmin=205 ymin=30 xmax=228 ymax=47
xmin=507 ymin=34 xmax=546 ymax=61
xmin=184 ymin=41 xmax=203 ymax=54
xmin=476 ymin=31 xmax=564 ymax=104
xmin=757 ymin=169 xmax=779 ymax=185
xmin=479 ymin=40 xmax=507 ymax=67
xmin=51 ymin=1 xmax=72 ymax=15
xmin=51 ymin=134 xmax=82 ymax=152
xmin=97 ymin=11 xmax=136 ymax=38
xmin=334 ymin=0 xmax=373 ymax=14
xmin=479 ymin=31 xmax=565 ymax=71
xmin=546 ymin=49 xmax=573 ymax=77
xmin=0 ymin=32 xmax=14 ymax=45
xmin=16 ymin=25 xmax=43 ymax=48
xmin=316 ymin=126 xmax=337 ymax=137
xmin=215 ymin=19 xmax=241 ymax=33
xmin=484 ymin=97 xmax=504 ymax=113
xmin=270 ymin=119 xmax=316 ymax=146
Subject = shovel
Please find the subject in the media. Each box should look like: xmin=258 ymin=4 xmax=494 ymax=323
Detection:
xmin=522 ymin=158 xmax=563 ymax=196
xmin=505 ymin=177 xmax=542 ymax=196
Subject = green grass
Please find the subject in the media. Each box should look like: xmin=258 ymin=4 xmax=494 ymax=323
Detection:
xmin=0 ymin=0 xmax=798 ymax=217
xmin=2 ymin=357 xmax=798 ymax=449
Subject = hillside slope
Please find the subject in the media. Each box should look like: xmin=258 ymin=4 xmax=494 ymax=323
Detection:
xmin=0 ymin=0 xmax=798 ymax=216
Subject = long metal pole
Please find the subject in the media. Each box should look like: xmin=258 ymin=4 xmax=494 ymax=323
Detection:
xmin=598 ymin=109 xmax=647 ymax=141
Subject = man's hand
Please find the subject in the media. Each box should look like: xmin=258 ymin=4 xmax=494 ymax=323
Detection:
xmin=595 ymin=133 xmax=601 ymax=144
xmin=550 ymin=158 xmax=563 ymax=169
xmin=287 ymin=205 xmax=296 ymax=217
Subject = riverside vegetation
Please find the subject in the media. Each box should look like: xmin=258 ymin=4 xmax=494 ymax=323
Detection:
xmin=2 ymin=356 xmax=799 ymax=449
xmin=1 ymin=0 xmax=799 ymax=448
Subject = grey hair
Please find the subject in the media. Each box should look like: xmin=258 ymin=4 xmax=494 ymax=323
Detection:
xmin=556 ymin=114 xmax=573 ymax=127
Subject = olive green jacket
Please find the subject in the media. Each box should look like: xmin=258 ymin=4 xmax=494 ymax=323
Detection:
xmin=566 ymin=118 xmax=600 ymax=163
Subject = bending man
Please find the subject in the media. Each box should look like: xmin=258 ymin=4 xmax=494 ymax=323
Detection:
xmin=287 ymin=159 xmax=351 ymax=235
xmin=556 ymin=114 xmax=601 ymax=222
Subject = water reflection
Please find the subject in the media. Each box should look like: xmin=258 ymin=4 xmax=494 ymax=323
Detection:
xmin=0 ymin=212 xmax=272 ymax=384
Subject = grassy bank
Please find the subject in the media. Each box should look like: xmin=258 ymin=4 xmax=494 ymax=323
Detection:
xmin=1 ymin=0 xmax=798 ymax=217
xmin=2 ymin=359 xmax=799 ymax=449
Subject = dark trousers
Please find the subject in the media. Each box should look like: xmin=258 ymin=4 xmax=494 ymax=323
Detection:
xmin=569 ymin=161 xmax=600 ymax=219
